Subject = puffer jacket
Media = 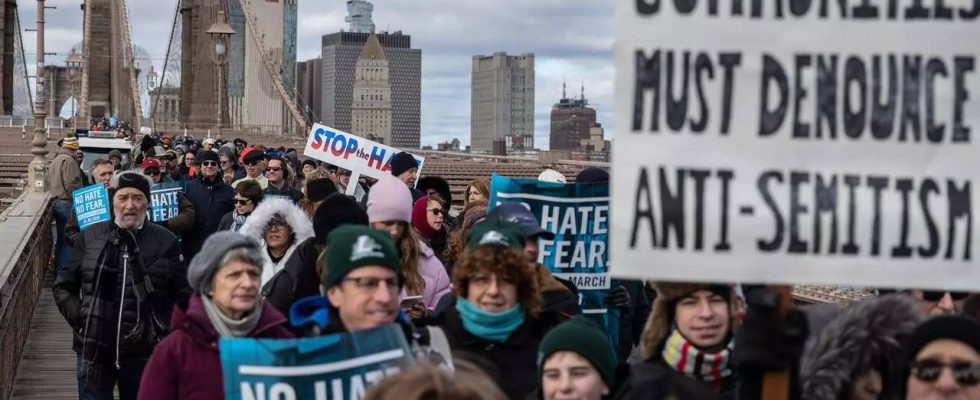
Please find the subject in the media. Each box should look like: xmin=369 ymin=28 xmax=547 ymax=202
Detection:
xmin=264 ymin=237 xmax=321 ymax=316
xmin=52 ymin=221 xmax=190 ymax=359
xmin=182 ymin=175 xmax=234 ymax=261
xmin=137 ymin=294 xmax=293 ymax=400
xmin=400 ymin=241 xmax=451 ymax=310
xmin=239 ymin=197 xmax=314 ymax=289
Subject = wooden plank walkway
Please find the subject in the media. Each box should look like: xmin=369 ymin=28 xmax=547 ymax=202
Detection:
xmin=10 ymin=285 xmax=78 ymax=399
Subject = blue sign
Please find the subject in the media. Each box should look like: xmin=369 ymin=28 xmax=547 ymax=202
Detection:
xmin=72 ymin=184 xmax=110 ymax=230
xmin=488 ymin=175 xmax=620 ymax=355
xmin=148 ymin=181 xmax=182 ymax=223
xmin=220 ymin=324 xmax=414 ymax=400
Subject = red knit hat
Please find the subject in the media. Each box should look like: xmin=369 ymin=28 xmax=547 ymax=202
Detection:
xmin=411 ymin=196 xmax=440 ymax=239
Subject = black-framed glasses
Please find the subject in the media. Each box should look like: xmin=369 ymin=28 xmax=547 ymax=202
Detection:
xmin=267 ymin=166 xmax=283 ymax=172
xmin=428 ymin=208 xmax=443 ymax=216
xmin=234 ymin=198 xmax=252 ymax=206
xmin=145 ymin=169 xmax=161 ymax=176
xmin=245 ymin=160 xmax=260 ymax=167
xmin=201 ymin=161 xmax=218 ymax=167
xmin=341 ymin=276 xmax=399 ymax=293
xmin=220 ymin=160 xmax=232 ymax=165
xmin=911 ymin=359 xmax=980 ymax=385
xmin=923 ymin=291 xmax=971 ymax=302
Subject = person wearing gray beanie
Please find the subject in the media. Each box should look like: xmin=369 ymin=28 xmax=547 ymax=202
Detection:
xmin=187 ymin=231 xmax=262 ymax=293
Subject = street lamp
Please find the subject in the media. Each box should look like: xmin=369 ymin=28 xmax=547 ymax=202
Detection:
xmin=66 ymin=49 xmax=83 ymax=129
xmin=207 ymin=11 xmax=235 ymax=133
xmin=146 ymin=65 xmax=158 ymax=130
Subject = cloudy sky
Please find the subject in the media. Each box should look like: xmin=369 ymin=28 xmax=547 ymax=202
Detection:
xmin=18 ymin=0 xmax=614 ymax=148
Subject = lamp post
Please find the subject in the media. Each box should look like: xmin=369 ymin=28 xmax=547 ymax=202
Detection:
xmin=29 ymin=0 xmax=56 ymax=192
xmin=66 ymin=50 xmax=83 ymax=130
xmin=206 ymin=11 xmax=235 ymax=134
xmin=146 ymin=65 xmax=158 ymax=131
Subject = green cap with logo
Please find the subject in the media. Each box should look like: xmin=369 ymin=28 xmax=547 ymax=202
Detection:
xmin=465 ymin=219 xmax=527 ymax=250
xmin=323 ymin=225 xmax=402 ymax=288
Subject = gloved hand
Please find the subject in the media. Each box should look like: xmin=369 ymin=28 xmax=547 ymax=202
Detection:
xmin=604 ymin=285 xmax=631 ymax=309
xmin=733 ymin=286 xmax=809 ymax=370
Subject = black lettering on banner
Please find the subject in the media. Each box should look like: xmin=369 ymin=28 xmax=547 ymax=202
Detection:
xmin=707 ymin=0 xmax=720 ymax=15
xmin=788 ymin=172 xmax=810 ymax=253
xmin=719 ymin=53 xmax=742 ymax=134
xmin=759 ymin=55 xmax=789 ymax=136
xmin=816 ymin=55 xmax=838 ymax=139
xmin=630 ymin=167 xmax=657 ymax=248
xmin=842 ymin=175 xmax=861 ymax=254
xmin=637 ymin=0 xmax=661 ymax=14
xmin=891 ymin=178 xmax=914 ymax=258
xmin=691 ymin=54 xmax=714 ymax=133
xmin=852 ymin=0 xmax=879 ymax=18
xmin=758 ymin=171 xmax=784 ymax=252
xmin=946 ymin=181 xmax=971 ymax=260
xmin=887 ymin=0 xmax=900 ymax=18
xmin=900 ymin=55 xmax=922 ymax=142
xmin=732 ymin=0 xmax=744 ymax=15
xmin=790 ymin=0 xmax=813 ymax=16
xmin=660 ymin=167 xmax=686 ymax=248
xmin=844 ymin=56 xmax=868 ymax=139
xmin=793 ymin=54 xmax=812 ymax=138
xmin=871 ymin=55 xmax=898 ymax=140
xmin=667 ymin=51 xmax=691 ymax=131
xmin=689 ymin=169 xmax=711 ymax=250
xmin=633 ymin=50 xmax=661 ymax=132
xmin=962 ymin=0 xmax=980 ymax=18
xmin=934 ymin=0 xmax=954 ymax=19
xmin=918 ymin=178 xmax=940 ymax=258
xmin=952 ymin=57 xmax=974 ymax=142
xmin=867 ymin=176 xmax=889 ymax=256
xmin=716 ymin=170 xmax=734 ymax=251
xmin=819 ymin=0 xmax=848 ymax=18
xmin=673 ymin=0 xmax=697 ymax=14
xmin=813 ymin=173 xmax=838 ymax=254
xmin=925 ymin=58 xmax=948 ymax=142
xmin=905 ymin=0 xmax=930 ymax=19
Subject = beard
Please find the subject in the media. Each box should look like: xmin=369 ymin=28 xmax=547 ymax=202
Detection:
xmin=115 ymin=212 xmax=146 ymax=230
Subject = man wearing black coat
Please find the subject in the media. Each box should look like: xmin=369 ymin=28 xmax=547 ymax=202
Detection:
xmin=181 ymin=151 xmax=234 ymax=262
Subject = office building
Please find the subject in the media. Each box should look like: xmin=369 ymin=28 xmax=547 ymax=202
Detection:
xmin=550 ymin=83 xmax=598 ymax=151
xmin=350 ymin=34 xmax=393 ymax=144
xmin=470 ymin=52 xmax=535 ymax=153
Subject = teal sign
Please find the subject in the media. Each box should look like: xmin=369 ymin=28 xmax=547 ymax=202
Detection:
xmin=72 ymin=184 xmax=110 ymax=230
xmin=148 ymin=181 xmax=182 ymax=223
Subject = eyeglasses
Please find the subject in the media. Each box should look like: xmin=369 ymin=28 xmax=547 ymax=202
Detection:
xmin=245 ymin=161 xmax=260 ymax=167
xmin=428 ymin=208 xmax=443 ymax=216
xmin=201 ymin=161 xmax=218 ymax=167
xmin=145 ymin=169 xmax=160 ymax=176
xmin=341 ymin=276 xmax=399 ymax=293
xmin=234 ymin=199 xmax=252 ymax=205
xmin=220 ymin=160 xmax=231 ymax=165
xmin=911 ymin=359 xmax=980 ymax=386
xmin=922 ymin=291 xmax=971 ymax=302
xmin=267 ymin=166 xmax=283 ymax=172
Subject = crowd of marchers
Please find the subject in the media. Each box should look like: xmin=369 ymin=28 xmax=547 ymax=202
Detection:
xmin=43 ymin=131 xmax=980 ymax=400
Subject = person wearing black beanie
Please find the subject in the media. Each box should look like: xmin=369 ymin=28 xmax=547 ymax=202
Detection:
xmin=262 ymin=193 xmax=369 ymax=316
xmin=576 ymin=167 xmax=610 ymax=184
xmin=903 ymin=315 xmax=980 ymax=400
xmin=389 ymin=151 xmax=420 ymax=187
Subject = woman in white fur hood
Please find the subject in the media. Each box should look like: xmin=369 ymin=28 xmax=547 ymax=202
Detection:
xmin=239 ymin=197 xmax=314 ymax=287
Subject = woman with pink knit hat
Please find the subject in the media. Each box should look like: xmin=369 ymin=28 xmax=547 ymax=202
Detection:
xmin=367 ymin=175 xmax=451 ymax=320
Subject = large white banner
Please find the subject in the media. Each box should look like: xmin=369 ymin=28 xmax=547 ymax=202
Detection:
xmin=612 ymin=0 xmax=979 ymax=290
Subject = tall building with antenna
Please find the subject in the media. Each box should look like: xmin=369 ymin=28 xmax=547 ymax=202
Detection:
xmin=549 ymin=82 xmax=600 ymax=151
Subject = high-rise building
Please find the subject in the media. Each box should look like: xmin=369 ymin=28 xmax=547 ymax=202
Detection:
xmin=345 ymin=0 xmax=375 ymax=33
xmin=351 ymin=34 xmax=393 ymax=144
xmin=296 ymin=57 xmax=322 ymax=123
xmin=470 ymin=52 xmax=535 ymax=153
xmin=550 ymin=83 xmax=598 ymax=151
xmin=321 ymin=30 xmax=421 ymax=148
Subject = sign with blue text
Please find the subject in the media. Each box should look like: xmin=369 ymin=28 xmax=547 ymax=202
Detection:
xmin=219 ymin=324 xmax=414 ymax=400
xmin=488 ymin=175 xmax=619 ymax=354
xmin=303 ymin=124 xmax=424 ymax=195
xmin=72 ymin=184 xmax=110 ymax=230
xmin=148 ymin=182 xmax=182 ymax=223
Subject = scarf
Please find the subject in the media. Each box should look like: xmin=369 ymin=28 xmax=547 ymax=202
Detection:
xmin=201 ymin=295 xmax=263 ymax=338
xmin=456 ymin=298 xmax=524 ymax=343
xmin=230 ymin=211 xmax=249 ymax=232
xmin=661 ymin=329 xmax=734 ymax=390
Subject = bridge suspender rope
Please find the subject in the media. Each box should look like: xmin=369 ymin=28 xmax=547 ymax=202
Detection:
xmin=119 ymin=0 xmax=143 ymax=128
xmin=237 ymin=0 xmax=309 ymax=136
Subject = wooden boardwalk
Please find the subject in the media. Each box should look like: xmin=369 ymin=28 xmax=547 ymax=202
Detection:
xmin=11 ymin=284 xmax=78 ymax=399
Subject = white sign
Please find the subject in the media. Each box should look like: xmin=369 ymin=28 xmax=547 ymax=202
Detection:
xmin=612 ymin=1 xmax=979 ymax=290
xmin=303 ymin=124 xmax=425 ymax=195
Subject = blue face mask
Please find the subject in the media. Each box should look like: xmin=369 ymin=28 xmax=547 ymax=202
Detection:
xmin=455 ymin=298 xmax=525 ymax=343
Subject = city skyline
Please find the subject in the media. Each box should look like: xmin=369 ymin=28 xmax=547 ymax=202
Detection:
xmin=17 ymin=0 xmax=613 ymax=149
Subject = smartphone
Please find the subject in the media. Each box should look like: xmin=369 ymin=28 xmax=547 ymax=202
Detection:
xmin=400 ymin=295 xmax=424 ymax=308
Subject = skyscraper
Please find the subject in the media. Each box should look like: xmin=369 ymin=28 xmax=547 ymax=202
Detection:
xmin=321 ymin=30 xmax=420 ymax=148
xmin=351 ymin=34 xmax=393 ymax=144
xmin=345 ymin=0 xmax=375 ymax=33
xmin=296 ymin=57 xmax=323 ymax=123
xmin=470 ymin=52 xmax=535 ymax=153
xmin=550 ymin=83 xmax=598 ymax=151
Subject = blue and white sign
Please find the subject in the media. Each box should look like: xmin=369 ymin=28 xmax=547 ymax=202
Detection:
xmin=488 ymin=175 xmax=619 ymax=354
xmin=72 ymin=184 xmax=110 ymax=230
xmin=219 ymin=324 xmax=414 ymax=400
xmin=148 ymin=182 xmax=182 ymax=223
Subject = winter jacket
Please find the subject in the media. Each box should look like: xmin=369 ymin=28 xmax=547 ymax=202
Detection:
xmin=239 ymin=197 xmax=314 ymax=289
xmin=264 ymin=238 xmax=321 ymax=316
xmin=400 ymin=241 xmax=451 ymax=310
xmin=52 ymin=221 xmax=190 ymax=359
xmin=614 ymin=359 xmax=728 ymax=400
xmin=156 ymin=192 xmax=195 ymax=235
xmin=616 ymin=279 xmax=652 ymax=361
xmin=182 ymin=175 xmax=234 ymax=261
xmin=50 ymin=147 xmax=83 ymax=200
xmin=439 ymin=306 xmax=563 ymax=400
xmin=264 ymin=181 xmax=303 ymax=203
xmin=138 ymin=294 xmax=293 ymax=400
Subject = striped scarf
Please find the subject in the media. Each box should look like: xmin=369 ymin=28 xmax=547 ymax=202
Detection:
xmin=661 ymin=329 xmax=733 ymax=390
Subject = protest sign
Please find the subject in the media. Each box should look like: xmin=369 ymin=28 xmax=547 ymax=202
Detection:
xmin=72 ymin=184 xmax=110 ymax=230
xmin=303 ymin=124 xmax=424 ymax=195
xmin=613 ymin=2 xmax=980 ymax=290
xmin=219 ymin=324 xmax=414 ymax=400
xmin=147 ymin=182 xmax=182 ymax=223
xmin=489 ymin=175 xmax=619 ymax=355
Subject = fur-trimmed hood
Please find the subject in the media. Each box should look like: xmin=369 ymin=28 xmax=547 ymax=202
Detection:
xmin=639 ymin=282 xmax=740 ymax=360
xmin=799 ymin=294 xmax=924 ymax=400
xmin=239 ymin=197 xmax=314 ymax=285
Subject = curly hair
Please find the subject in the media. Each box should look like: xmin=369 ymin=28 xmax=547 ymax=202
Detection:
xmin=444 ymin=200 xmax=488 ymax=268
xmin=453 ymin=246 xmax=540 ymax=315
xmin=398 ymin=222 xmax=425 ymax=296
